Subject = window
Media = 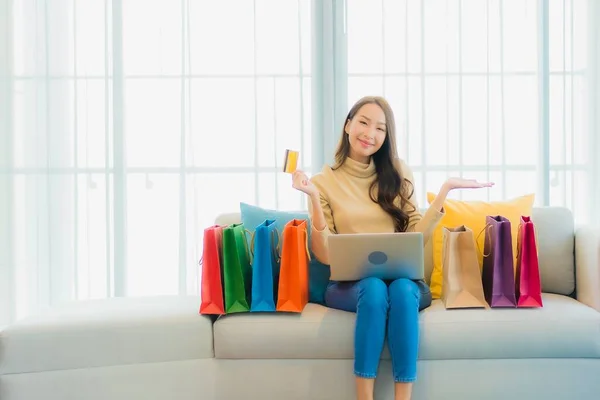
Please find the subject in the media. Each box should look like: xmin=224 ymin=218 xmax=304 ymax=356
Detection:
xmin=342 ymin=0 xmax=593 ymax=225
xmin=4 ymin=0 xmax=311 ymax=322
xmin=1 ymin=0 xmax=598 ymax=325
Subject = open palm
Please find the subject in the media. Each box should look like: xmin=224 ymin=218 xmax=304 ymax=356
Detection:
xmin=445 ymin=177 xmax=495 ymax=190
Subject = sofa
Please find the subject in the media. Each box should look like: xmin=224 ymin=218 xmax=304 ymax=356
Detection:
xmin=1 ymin=206 xmax=599 ymax=400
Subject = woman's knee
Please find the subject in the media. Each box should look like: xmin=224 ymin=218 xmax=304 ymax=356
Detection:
xmin=388 ymin=278 xmax=420 ymax=307
xmin=357 ymin=277 xmax=389 ymax=311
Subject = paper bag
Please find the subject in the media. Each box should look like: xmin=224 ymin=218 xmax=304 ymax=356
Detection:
xmin=441 ymin=225 xmax=488 ymax=309
xmin=276 ymin=219 xmax=310 ymax=313
xmin=250 ymin=219 xmax=280 ymax=312
xmin=222 ymin=223 xmax=252 ymax=313
xmin=516 ymin=216 xmax=543 ymax=307
xmin=199 ymin=225 xmax=226 ymax=315
xmin=481 ymin=216 xmax=517 ymax=308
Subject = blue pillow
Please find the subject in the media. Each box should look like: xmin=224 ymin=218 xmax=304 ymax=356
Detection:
xmin=239 ymin=202 xmax=331 ymax=305
xmin=240 ymin=202 xmax=308 ymax=237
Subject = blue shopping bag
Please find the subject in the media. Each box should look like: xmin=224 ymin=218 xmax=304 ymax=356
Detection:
xmin=250 ymin=219 xmax=281 ymax=312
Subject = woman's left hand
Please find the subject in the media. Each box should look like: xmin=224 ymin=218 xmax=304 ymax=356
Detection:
xmin=429 ymin=177 xmax=494 ymax=212
xmin=443 ymin=177 xmax=495 ymax=191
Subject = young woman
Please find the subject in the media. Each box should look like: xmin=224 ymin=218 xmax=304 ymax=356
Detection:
xmin=291 ymin=96 xmax=493 ymax=400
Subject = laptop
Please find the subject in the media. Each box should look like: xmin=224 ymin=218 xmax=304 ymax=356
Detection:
xmin=327 ymin=232 xmax=425 ymax=281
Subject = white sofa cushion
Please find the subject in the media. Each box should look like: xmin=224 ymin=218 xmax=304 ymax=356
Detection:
xmin=0 ymin=296 xmax=213 ymax=374
xmin=214 ymin=294 xmax=600 ymax=360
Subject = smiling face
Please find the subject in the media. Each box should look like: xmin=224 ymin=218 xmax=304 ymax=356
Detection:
xmin=344 ymin=103 xmax=387 ymax=164
xmin=333 ymin=96 xmax=398 ymax=171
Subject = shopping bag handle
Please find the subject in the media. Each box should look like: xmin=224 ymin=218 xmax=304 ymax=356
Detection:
xmin=303 ymin=227 xmax=311 ymax=262
xmin=248 ymin=227 xmax=282 ymax=263
xmin=271 ymin=228 xmax=282 ymax=262
xmin=475 ymin=223 xmax=493 ymax=259
xmin=243 ymin=229 xmax=254 ymax=264
xmin=516 ymin=220 xmax=540 ymax=260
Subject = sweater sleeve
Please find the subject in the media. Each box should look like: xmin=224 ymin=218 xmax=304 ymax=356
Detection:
xmin=307 ymin=176 xmax=335 ymax=265
xmin=398 ymin=159 xmax=445 ymax=246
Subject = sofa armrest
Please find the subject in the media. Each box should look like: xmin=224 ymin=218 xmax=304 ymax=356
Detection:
xmin=575 ymin=226 xmax=600 ymax=312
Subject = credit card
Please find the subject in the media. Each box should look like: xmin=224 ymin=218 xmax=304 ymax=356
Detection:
xmin=283 ymin=149 xmax=299 ymax=173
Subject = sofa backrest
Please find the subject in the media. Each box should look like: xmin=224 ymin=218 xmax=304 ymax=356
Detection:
xmin=526 ymin=207 xmax=575 ymax=295
xmin=214 ymin=206 xmax=575 ymax=296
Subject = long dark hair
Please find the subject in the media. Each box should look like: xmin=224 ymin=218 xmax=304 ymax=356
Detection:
xmin=332 ymin=96 xmax=416 ymax=232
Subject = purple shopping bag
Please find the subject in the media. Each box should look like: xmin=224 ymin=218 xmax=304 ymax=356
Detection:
xmin=482 ymin=215 xmax=517 ymax=308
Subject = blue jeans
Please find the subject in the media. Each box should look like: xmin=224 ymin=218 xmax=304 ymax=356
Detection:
xmin=325 ymin=277 xmax=432 ymax=383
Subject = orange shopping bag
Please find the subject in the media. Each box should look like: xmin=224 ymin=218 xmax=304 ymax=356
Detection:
xmin=276 ymin=219 xmax=310 ymax=313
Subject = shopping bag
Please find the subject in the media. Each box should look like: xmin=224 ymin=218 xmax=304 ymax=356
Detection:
xmin=250 ymin=219 xmax=281 ymax=312
xmin=441 ymin=225 xmax=488 ymax=309
xmin=276 ymin=219 xmax=310 ymax=313
xmin=199 ymin=225 xmax=226 ymax=315
xmin=516 ymin=216 xmax=543 ymax=308
xmin=481 ymin=216 xmax=517 ymax=307
xmin=222 ymin=223 xmax=252 ymax=313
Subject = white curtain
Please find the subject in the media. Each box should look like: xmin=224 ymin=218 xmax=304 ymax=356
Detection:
xmin=1 ymin=0 xmax=598 ymax=327
xmin=0 ymin=0 xmax=311 ymax=326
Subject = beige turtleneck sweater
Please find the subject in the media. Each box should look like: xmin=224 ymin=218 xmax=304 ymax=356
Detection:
xmin=308 ymin=157 xmax=444 ymax=265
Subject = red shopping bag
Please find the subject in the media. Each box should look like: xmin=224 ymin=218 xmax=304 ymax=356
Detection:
xmin=276 ymin=219 xmax=310 ymax=313
xmin=516 ymin=216 xmax=543 ymax=308
xmin=199 ymin=225 xmax=226 ymax=315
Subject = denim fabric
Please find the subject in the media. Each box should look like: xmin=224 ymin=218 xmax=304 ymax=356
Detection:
xmin=325 ymin=278 xmax=432 ymax=382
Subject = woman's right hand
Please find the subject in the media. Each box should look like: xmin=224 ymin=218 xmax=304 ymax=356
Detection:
xmin=292 ymin=170 xmax=319 ymax=198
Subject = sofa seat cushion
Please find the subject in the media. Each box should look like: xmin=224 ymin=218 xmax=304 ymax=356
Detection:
xmin=0 ymin=296 xmax=214 ymax=375
xmin=214 ymin=294 xmax=600 ymax=360
xmin=420 ymin=294 xmax=600 ymax=359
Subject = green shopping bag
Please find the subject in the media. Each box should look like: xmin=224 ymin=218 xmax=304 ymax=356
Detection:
xmin=222 ymin=223 xmax=252 ymax=313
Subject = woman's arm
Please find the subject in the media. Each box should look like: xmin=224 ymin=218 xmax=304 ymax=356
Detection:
xmin=427 ymin=184 xmax=451 ymax=213
xmin=397 ymin=159 xmax=445 ymax=245
xmin=399 ymin=160 xmax=494 ymax=245
xmin=308 ymin=192 xmax=328 ymax=231
xmin=307 ymin=190 xmax=335 ymax=265
xmin=291 ymin=169 xmax=335 ymax=265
